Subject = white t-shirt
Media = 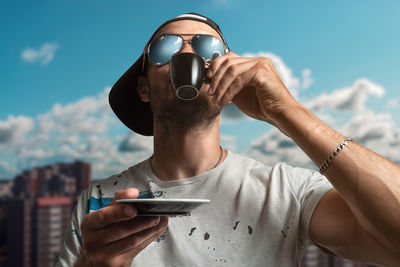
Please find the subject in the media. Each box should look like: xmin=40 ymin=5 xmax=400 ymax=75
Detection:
xmin=56 ymin=150 xmax=333 ymax=266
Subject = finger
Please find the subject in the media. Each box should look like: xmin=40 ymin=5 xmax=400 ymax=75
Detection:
xmin=109 ymin=188 xmax=139 ymax=205
xmin=105 ymin=216 xmax=169 ymax=258
xmin=82 ymin=188 xmax=139 ymax=230
xmin=83 ymin=203 xmax=138 ymax=230
xmin=219 ymin=63 xmax=265 ymax=107
xmin=263 ymin=57 xmax=280 ymax=78
xmin=212 ymin=60 xmax=258 ymax=104
xmin=208 ymin=56 xmax=248 ymax=95
xmin=253 ymin=57 xmax=281 ymax=81
xmin=92 ymin=216 xmax=162 ymax=245
xmin=207 ymin=51 xmax=240 ymax=82
xmin=209 ymin=51 xmax=240 ymax=73
xmin=82 ymin=217 xmax=168 ymax=264
xmin=127 ymin=227 xmax=165 ymax=257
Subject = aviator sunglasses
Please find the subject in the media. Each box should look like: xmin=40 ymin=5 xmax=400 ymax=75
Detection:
xmin=145 ymin=33 xmax=229 ymax=66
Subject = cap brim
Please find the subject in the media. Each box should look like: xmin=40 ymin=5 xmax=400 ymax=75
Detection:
xmin=109 ymin=55 xmax=154 ymax=136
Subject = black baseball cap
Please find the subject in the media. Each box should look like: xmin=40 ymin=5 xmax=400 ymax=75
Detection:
xmin=108 ymin=12 xmax=229 ymax=136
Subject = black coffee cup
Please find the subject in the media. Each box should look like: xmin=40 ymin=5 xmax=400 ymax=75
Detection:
xmin=169 ymin=53 xmax=211 ymax=100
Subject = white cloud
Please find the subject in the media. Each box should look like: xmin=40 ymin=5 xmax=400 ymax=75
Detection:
xmin=341 ymin=111 xmax=400 ymax=165
xmin=118 ymin=133 xmax=153 ymax=153
xmin=220 ymin=134 xmax=237 ymax=152
xmin=37 ymin=87 xmax=114 ymax=135
xmin=0 ymin=87 xmax=134 ymax=179
xmin=58 ymin=135 xmax=79 ymax=145
xmin=0 ymin=161 xmax=17 ymax=177
xmin=221 ymin=103 xmax=248 ymax=122
xmin=306 ymin=78 xmax=385 ymax=114
xmin=246 ymin=129 xmax=314 ymax=169
xmin=0 ymin=115 xmax=34 ymax=146
xmin=21 ymin=43 xmax=59 ymax=65
xmin=340 ymin=111 xmax=394 ymax=143
xmin=79 ymin=136 xmax=116 ymax=159
xmin=19 ymin=148 xmax=54 ymax=159
xmin=301 ymin=68 xmax=314 ymax=89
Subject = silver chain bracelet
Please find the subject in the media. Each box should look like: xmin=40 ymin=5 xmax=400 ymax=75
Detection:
xmin=319 ymin=137 xmax=353 ymax=174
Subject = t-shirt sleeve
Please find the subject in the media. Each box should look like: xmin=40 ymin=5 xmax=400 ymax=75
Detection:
xmin=55 ymin=188 xmax=91 ymax=267
xmin=283 ymin=164 xmax=334 ymax=249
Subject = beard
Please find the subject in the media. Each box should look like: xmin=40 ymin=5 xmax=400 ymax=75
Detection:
xmin=148 ymin=75 xmax=221 ymax=134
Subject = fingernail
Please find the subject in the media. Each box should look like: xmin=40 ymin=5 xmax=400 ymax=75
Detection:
xmin=208 ymin=86 xmax=213 ymax=94
xmin=123 ymin=206 xmax=135 ymax=217
xmin=213 ymin=95 xmax=217 ymax=102
xmin=207 ymin=69 xmax=213 ymax=78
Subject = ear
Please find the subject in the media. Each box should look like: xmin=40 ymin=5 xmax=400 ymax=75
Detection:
xmin=137 ymin=75 xmax=150 ymax=102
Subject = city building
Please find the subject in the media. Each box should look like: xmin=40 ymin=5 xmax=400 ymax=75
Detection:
xmin=5 ymin=198 xmax=35 ymax=267
xmin=3 ymin=161 xmax=90 ymax=267
xmin=36 ymin=196 xmax=72 ymax=267
xmin=11 ymin=161 xmax=90 ymax=199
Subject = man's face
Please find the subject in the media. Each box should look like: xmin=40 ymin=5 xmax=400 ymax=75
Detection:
xmin=145 ymin=20 xmax=223 ymax=132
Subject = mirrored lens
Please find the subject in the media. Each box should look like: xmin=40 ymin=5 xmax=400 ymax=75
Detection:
xmin=191 ymin=35 xmax=226 ymax=62
xmin=148 ymin=35 xmax=183 ymax=64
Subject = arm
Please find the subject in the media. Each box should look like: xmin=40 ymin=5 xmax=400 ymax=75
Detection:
xmin=279 ymin=102 xmax=400 ymax=247
xmin=208 ymin=52 xmax=400 ymax=264
xmin=310 ymin=188 xmax=400 ymax=266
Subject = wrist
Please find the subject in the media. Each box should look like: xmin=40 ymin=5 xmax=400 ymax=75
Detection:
xmin=271 ymin=100 xmax=346 ymax=168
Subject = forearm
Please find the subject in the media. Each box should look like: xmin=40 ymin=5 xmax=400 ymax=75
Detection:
xmin=274 ymin=102 xmax=400 ymax=251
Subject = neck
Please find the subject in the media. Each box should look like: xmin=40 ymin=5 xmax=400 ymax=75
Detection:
xmin=151 ymin=117 xmax=225 ymax=181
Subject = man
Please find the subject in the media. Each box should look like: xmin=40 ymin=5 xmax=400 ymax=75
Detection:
xmin=57 ymin=13 xmax=400 ymax=266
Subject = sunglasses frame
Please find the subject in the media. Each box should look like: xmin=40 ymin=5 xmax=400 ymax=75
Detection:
xmin=141 ymin=33 xmax=229 ymax=73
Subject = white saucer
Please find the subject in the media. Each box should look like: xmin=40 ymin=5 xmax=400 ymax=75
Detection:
xmin=116 ymin=198 xmax=210 ymax=216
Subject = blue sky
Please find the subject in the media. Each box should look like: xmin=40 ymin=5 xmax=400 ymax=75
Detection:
xmin=1 ymin=1 xmax=400 ymax=179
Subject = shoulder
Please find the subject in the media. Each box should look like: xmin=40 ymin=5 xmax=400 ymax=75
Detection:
xmin=272 ymin=161 xmax=317 ymax=179
xmin=227 ymin=150 xmax=270 ymax=170
xmin=230 ymin=152 xmax=329 ymax=194
xmin=226 ymin=151 xmax=293 ymax=184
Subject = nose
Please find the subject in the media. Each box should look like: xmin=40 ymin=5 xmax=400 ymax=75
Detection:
xmin=179 ymin=40 xmax=194 ymax=54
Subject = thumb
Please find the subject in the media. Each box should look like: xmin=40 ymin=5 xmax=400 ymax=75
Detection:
xmin=110 ymin=188 xmax=139 ymax=205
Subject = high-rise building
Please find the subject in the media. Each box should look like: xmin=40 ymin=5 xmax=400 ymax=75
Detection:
xmin=6 ymin=196 xmax=72 ymax=267
xmin=5 ymin=161 xmax=91 ymax=266
xmin=35 ymin=196 xmax=72 ymax=267
xmin=70 ymin=161 xmax=90 ymax=194
xmin=11 ymin=161 xmax=90 ymax=198
xmin=5 ymin=198 xmax=35 ymax=267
